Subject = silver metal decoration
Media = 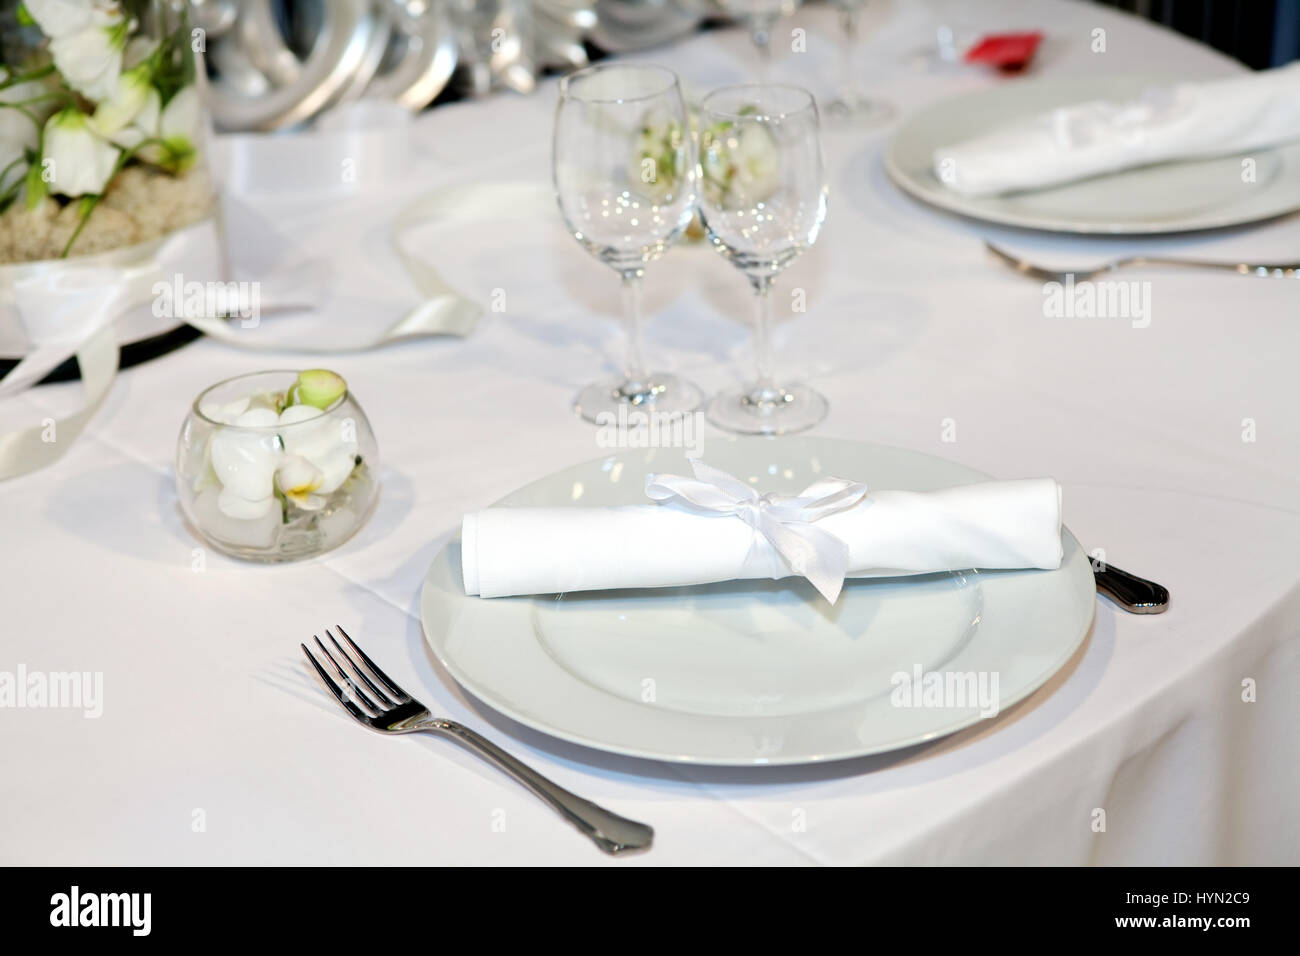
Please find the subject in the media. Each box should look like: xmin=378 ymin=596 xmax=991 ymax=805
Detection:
xmin=588 ymin=0 xmax=710 ymax=52
xmin=199 ymin=0 xmax=715 ymax=131
xmin=203 ymin=0 xmax=457 ymax=130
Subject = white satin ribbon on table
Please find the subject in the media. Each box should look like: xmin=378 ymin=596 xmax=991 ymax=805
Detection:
xmin=646 ymin=460 xmax=870 ymax=603
xmin=0 ymin=232 xmax=189 ymax=481
xmin=0 ymin=97 xmax=557 ymax=479
xmin=0 ymin=174 xmax=556 ymax=479
xmin=390 ymin=181 xmax=555 ymax=339
xmin=180 ymin=180 xmax=555 ymax=351
xmin=214 ymin=100 xmax=556 ymax=348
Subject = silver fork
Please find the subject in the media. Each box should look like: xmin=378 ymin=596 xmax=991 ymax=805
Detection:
xmin=985 ymin=240 xmax=1300 ymax=283
xmin=301 ymin=625 xmax=653 ymax=856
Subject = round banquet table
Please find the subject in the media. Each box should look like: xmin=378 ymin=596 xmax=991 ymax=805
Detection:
xmin=2 ymin=0 xmax=1297 ymax=865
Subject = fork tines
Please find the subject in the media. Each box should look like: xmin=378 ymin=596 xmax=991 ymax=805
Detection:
xmin=301 ymin=625 xmax=412 ymax=721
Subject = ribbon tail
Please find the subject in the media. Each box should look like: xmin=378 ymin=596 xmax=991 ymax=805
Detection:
xmin=758 ymin=518 xmax=852 ymax=604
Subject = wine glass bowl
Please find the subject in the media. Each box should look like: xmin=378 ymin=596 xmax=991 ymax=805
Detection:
xmin=699 ymin=87 xmax=827 ymax=277
xmin=555 ymin=67 xmax=697 ymax=269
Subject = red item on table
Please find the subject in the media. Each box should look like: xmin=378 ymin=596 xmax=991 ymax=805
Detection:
xmin=964 ymin=32 xmax=1044 ymax=71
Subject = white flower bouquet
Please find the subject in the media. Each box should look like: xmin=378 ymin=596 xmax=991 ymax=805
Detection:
xmin=0 ymin=0 xmax=210 ymax=261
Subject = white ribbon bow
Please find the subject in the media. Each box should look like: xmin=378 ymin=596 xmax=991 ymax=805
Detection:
xmin=645 ymin=460 xmax=870 ymax=603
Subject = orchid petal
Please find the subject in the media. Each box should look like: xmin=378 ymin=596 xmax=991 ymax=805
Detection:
xmin=41 ymin=108 xmax=120 ymax=197
xmin=89 ymin=63 xmax=151 ymax=136
xmin=209 ymin=411 xmax=279 ymax=502
xmin=49 ymin=18 xmax=126 ymax=102
xmin=279 ymin=407 xmax=358 ymax=495
xmin=216 ymin=488 xmax=275 ymax=520
xmin=24 ymin=0 xmax=119 ymax=39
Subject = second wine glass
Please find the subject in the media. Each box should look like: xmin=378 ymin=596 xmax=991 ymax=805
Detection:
xmin=698 ymin=84 xmax=829 ymax=435
xmin=825 ymin=0 xmax=896 ymax=127
xmin=553 ymin=64 xmax=702 ymax=422
xmin=720 ymin=0 xmax=802 ymax=82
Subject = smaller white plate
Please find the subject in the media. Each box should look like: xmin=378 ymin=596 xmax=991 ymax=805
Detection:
xmin=885 ymin=75 xmax=1300 ymax=235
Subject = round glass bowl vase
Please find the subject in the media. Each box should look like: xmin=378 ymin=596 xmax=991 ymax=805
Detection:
xmin=176 ymin=371 xmax=380 ymax=561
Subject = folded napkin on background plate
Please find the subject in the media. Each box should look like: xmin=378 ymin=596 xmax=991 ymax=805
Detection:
xmin=462 ymin=461 xmax=1063 ymax=604
xmin=934 ymin=62 xmax=1300 ymax=196
xmin=964 ymin=32 xmax=1044 ymax=71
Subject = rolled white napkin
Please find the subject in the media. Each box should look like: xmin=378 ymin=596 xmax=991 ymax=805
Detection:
xmin=462 ymin=461 xmax=1064 ymax=603
xmin=934 ymin=63 xmax=1300 ymax=197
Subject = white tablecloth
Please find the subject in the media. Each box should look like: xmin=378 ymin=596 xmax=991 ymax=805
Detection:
xmin=2 ymin=0 xmax=1297 ymax=865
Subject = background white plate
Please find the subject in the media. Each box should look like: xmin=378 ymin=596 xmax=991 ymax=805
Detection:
xmin=420 ymin=437 xmax=1095 ymax=765
xmin=884 ymin=75 xmax=1300 ymax=235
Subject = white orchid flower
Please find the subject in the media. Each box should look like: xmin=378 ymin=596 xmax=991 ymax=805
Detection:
xmin=48 ymin=11 xmax=128 ymax=102
xmin=208 ymin=407 xmax=280 ymax=519
xmin=41 ymin=107 xmax=120 ymax=196
xmin=204 ymin=401 xmax=359 ymax=520
xmin=89 ymin=62 xmax=150 ymax=136
xmin=275 ymin=455 xmax=326 ymax=512
xmin=24 ymin=0 xmax=120 ymax=39
xmin=278 ymin=404 xmax=358 ymax=495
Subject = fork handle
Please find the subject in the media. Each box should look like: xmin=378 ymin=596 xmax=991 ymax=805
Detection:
xmin=1128 ymin=256 xmax=1298 ymax=277
xmin=416 ymin=718 xmax=654 ymax=855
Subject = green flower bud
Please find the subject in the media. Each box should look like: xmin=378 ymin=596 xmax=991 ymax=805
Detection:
xmin=289 ymin=369 xmax=347 ymax=410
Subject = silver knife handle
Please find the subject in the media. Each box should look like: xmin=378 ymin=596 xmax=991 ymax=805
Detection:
xmin=1091 ymin=560 xmax=1170 ymax=614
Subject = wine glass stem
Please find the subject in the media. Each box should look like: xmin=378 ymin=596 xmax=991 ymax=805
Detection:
xmin=749 ymin=274 xmax=777 ymax=393
xmin=751 ymin=16 xmax=774 ymax=83
xmin=839 ymin=8 xmax=860 ymax=97
xmin=621 ymin=269 xmax=648 ymax=391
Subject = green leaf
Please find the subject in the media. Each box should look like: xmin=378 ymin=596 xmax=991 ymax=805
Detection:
xmin=23 ymin=160 xmax=46 ymax=210
xmin=15 ymin=4 xmax=34 ymax=27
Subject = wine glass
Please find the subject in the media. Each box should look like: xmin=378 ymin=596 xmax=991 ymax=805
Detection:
xmin=824 ymin=0 xmax=895 ymax=127
xmin=553 ymin=64 xmax=703 ymax=422
xmin=697 ymin=84 xmax=828 ymax=435
xmin=909 ymin=0 xmax=974 ymax=70
xmin=720 ymin=0 xmax=802 ymax=82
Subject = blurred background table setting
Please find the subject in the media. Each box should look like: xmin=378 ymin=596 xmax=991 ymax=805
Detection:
xmin=1 ymin=0 xmax=1297 ymax=869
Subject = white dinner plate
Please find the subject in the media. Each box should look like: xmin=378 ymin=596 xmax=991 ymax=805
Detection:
xmin=884 ymin=74 xmax=1300 ymax=235
xmin=420 ymin=437 xmax=1095 ymax=765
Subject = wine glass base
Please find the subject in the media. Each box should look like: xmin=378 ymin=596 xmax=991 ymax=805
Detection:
xmin=907 ymin=47 xmax=966 ymax=72
xmin=825 ymin=94 xmax=896 ymax=128
xmin=574 ymin=373 xmax=703 ymax=424
xmin=706 ymin=383 xmax=828 ymax=435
